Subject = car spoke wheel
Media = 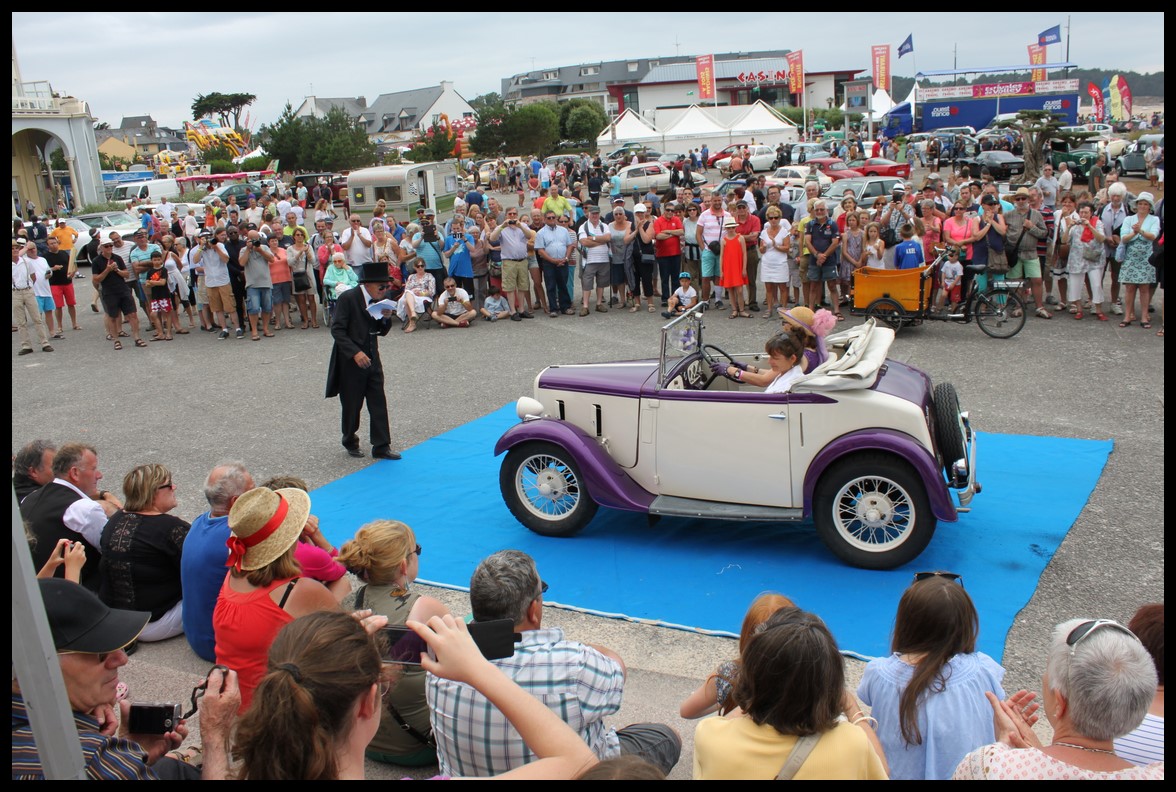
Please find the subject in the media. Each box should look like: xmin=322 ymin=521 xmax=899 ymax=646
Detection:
xmin=500 ymin=442 xmax=598 ymax=537
xmin=814 ymin=453 xmax=936 ymax=569
xmin=866 ymin=297 xmax=907 ymax=332
xmin=974 ymin=290 xmax=1025 ymax=338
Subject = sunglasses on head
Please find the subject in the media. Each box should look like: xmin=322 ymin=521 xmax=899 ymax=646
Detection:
xmin=1066 ymin=619 xmax=1135 ymax=655
xmin=913 ymin=570 xmax=963 ymax=587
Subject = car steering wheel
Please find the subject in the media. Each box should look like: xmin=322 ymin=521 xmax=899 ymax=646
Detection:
xmin=700 ymin=343 xmax=740 ymax=383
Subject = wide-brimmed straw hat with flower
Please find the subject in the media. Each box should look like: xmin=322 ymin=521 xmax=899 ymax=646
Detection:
xmin=226 ymin=487 xmax=311 ymax=572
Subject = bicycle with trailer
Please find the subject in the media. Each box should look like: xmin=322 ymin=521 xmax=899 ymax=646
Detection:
xmin=849 ymin=245 xmax=1027 ymax=338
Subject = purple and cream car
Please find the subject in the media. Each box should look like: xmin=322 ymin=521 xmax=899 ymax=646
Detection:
xmin=494 ymin=308 xmax=979 ymax=569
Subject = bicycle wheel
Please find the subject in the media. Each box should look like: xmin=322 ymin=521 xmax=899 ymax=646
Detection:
xmin=974 ymin=289 xmax=1025 ymax=339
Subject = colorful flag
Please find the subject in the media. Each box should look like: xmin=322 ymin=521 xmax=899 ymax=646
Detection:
xmin=1038 ymin=25 xmax=1062 ymax=46
xmin=898 ymin=34 xmax=913 ymax=59
xmin=1086 ymin=82 xmax=1104 ymax=122
xmin=1027 ymin=44 xmax=1047 ymax=82
xmin=786 ymin=50 xmax=804 ymax=95
xmin=872 ymin=45 xmax=891 ymax=93
xmin=695 ymin=55 xmax=715 ymax=102
xmin=1116 ymin=75 xmax=1133 ymax=118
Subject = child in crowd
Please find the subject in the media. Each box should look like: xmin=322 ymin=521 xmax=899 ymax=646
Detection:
xmin=662 ymin=272 xmax=698 ymax=318
xmin=680 ymin=593 xmax=795 ymax=719
xmin=858 ymin=571 xmax=1006 ymax=780
xmin=145 ymin=250 xmax=173 ymax=341
xmin=894 ymin=224 xmax=925 ymax=270
xmin=480 ymin=284 xmax=512 ymax=322
xmin=938 ymin=247 xmax=964 ymax=313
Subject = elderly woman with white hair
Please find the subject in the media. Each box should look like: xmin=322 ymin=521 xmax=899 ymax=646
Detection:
xmin=952 ymin=618 xmax=1163 ymax=779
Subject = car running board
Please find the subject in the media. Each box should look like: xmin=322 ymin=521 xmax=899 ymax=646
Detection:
xmin=649 ymin=496 xmax=804 ymax=522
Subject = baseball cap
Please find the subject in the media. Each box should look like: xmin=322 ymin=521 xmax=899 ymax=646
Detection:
xmin=587 ymin=205 xmax=601 ymax=214
xmin=99 ymin=234 xmax=114 ymax=246
xmin=612 ymin=196 xmax=625 ymax=204
xmin=424 ymin=208 xmax=437 ymax=217
xmin=980 ymin=194 xmax=998 ymax=206
xmin=678 ymin=271 xmax=692 ymax=279
xmin=633 ymin=203 xmax=647 ymax=213
xmin=39 ymin=578 xmax=149 ymax=654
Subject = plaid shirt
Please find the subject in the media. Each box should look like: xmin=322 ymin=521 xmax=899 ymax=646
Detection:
xmin=426 ymin=627 xmax=624 ymax=777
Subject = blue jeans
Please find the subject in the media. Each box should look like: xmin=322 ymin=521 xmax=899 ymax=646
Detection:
xmin=541 ymin=261 xmax=572 ymax=311
xmin=245 ymin=286 xmax=272 ymax=315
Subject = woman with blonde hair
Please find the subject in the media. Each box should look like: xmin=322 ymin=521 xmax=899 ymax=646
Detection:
xmin=98 ymin=463 xmax=189 ymax=642
xmin=213 ymin=486 xmax=339 ymax=711
xmin=337 ymin=520 xmax=449 ymax=766
xmin=313 ymin=198 xmax=335 ymax=224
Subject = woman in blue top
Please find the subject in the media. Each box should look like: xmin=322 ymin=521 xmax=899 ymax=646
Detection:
xmin=857 ymin=572 xmax=1007 ymax=780
xmin=444 ymin=228 xmax=476 ymax=294
xmin=1117 ymin=191 xmax=1160 ymax=330
xmin=411 ymin=222 xmax=447 ymax=300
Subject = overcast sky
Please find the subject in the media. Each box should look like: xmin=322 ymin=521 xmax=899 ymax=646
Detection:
xmin=12 ymin=12 xmax=1165 ymax=132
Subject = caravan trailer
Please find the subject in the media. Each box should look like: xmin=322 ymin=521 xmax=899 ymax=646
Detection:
xmin=346 ymin=161 xmax=460 ymax=226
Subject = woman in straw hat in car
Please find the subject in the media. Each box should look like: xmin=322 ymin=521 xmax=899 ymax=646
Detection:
xmin=212 ymin=486 xmax=341 ymax=712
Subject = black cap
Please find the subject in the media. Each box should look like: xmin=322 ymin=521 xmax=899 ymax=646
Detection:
xmin=39 ymin=578 xmax=149 ymax=654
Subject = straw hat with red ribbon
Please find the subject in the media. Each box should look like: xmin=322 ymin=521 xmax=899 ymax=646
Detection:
xmin=225 ymin=487 xmax=311 ymax=572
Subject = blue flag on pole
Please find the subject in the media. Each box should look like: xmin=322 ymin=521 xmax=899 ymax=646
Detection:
xmin=1038 ymin=25 xmax=1061 ymax=46
xmin=898 ymin=34 xmax=913 ymax=58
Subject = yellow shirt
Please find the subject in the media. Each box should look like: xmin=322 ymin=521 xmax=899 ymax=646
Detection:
xmin=796 ymin=215 xmax=813 ymax=256
xmin=542 ymin=196 xmax=572 ymax=219
xmin=693 ymin=717 xmax=888 ymax=780
xmin=50 ymin=226 xmax=78 ymax=251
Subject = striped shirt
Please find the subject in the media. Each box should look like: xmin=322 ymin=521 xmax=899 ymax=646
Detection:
xmin=1114 ymin=712 xmax=1164 ymax=766
xmin=426 ymin=627 xmax=624 ymax=777
xmin=11 ymin=693 xmax=156 ymax=780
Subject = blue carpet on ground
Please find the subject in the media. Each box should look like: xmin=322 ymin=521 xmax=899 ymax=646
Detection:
xmin=313 ymin=405 xmax=1112 ymax=661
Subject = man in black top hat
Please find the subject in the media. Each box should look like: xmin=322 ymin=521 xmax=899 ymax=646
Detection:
xmin=325 ymin=261 xmax=401 ymax=460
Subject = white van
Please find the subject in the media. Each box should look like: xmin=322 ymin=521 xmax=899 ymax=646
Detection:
xmin=111 ymin=178 xmax=182 ymax=202
xmin=346 ymin=161 xmax=461 ymax=225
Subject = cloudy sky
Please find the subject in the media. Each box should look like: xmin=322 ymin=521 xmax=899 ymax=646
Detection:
xmin=12 ymin=12 xmax=1164 ymax=132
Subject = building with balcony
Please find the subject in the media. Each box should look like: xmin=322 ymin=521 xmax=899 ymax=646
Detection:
xmin=12 ymin=43 xmax=103 ymax=214
xmin=293 ymin=81 xmax=475 ymax=145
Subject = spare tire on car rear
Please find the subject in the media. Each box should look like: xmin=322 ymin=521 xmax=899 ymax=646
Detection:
xmin=933 ymin=383 xmax=965 ymax=479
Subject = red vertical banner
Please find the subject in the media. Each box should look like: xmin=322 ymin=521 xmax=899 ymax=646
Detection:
xmin=786 ymin=50 xmax=804 ymax=94
xmin=1116 ymin=75 xmax=1133 ymax=118
xmin=1086 ymin=82 xmax=1105 ymax=121
xmin=695 ymin=55 xmax=715 ymax=102
xmin=1028 ymin=45 xmax=1046 ymax=82
xmin=871 ymin=45 xmax=891 ymax=94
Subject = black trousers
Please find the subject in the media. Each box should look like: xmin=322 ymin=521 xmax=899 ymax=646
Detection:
xmin=338 ymin=364 xmax=391 ymax=453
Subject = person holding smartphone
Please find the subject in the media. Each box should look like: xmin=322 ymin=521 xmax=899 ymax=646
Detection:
xmin=337 ymin=520 xmax=449 ymax=767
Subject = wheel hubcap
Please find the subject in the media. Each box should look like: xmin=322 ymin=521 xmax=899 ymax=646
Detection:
xmin=834 ymin=476 xmax=913 ymax=551
xmin=517 ymin=454 xmax=581 ymax=520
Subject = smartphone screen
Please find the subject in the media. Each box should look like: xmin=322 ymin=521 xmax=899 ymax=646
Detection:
xmin=379 ymin=626 xmax=429 ymax=665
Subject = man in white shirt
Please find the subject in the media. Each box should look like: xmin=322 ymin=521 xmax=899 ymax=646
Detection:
xmin=696 ymin=193 xmax=732 ymax=308
xmin=242 ymin=197 xmax=263 ymax=228
xmin=1056 ymin=161 xmax=1073 ymax=193
xmin=340 ymin=216 xmax=374 ymax=268
xmin=12 ymin=240 xmax=53 ymax=354
xmin=577 ymin=205 xmax=612 ymax=314
xmin=431 ymin=278 xmax=477 ymax=327
xmin=192 ymin=229 xmax=241 ymax=339
xmin=275 ymin=193 xmax=293 ymax=221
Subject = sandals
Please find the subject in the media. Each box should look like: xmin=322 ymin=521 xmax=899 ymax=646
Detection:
xmin=404 ymin=320 xmax=416 ymax=333
xmin=648 ymin=303 xmax=656 ymax=312
xmin=262 ymin=332 xmax=275 ymax=337
xmin=630 ymin=305 xmax=639 ymax=313
xmin=149 ymin=336 xmax=163 ymax=342
xmin=113 ymin=341 xmax=123 ymax=350
xmin=1096 ymin=313 xmax=1109 ymax=322
xmin=134 ymin=339 xmax=147 ymax=347
xmin=1140 ymin=321 xmax=1152 ymax=329
xmin=834 ymin=312 xmax=845 ymax=321
xmin=251 ymin=334 xmax=261 ymax=341
xmin=1074 ymin=311 xmax=1084 ymax=320
xmin=1118 ymin=320 xmax=1133 ymax=327
xmin=311 ymin=322 xmax=320 ymax=328
xmin=1035 ymin=308 xmax=1052 ymax=319
xmin=301 ymin=322 xmax=309 ymax=329
xmin=738 ymin=311 xmax=752 ymax=318
xmin=175 ymin=328 xmax=189 ymax=334
xmin=119 ymin=330 xmax=130 ymax=338
xmin=729 ymin=311 xmax=738 ymax=319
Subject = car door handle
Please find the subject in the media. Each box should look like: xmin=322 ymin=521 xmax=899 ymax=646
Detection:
xmin=768 ymin=412 xmax=788 ymax=420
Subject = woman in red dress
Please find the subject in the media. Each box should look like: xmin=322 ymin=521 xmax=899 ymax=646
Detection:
xmin=719 ymin=218 xmax=750 ymax=317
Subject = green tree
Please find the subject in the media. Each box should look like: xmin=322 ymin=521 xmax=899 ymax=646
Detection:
xmin=49 ymin=149 xmax=67 ymax=171
xmin=259 ymin=103 xmax=304 ymax=173
xmin=469 ymin=92 xmax=502 ymax=112
xmin=558 ymin=99 xmax=607 ymax=140
xmin=300 ymin=107 xmax=377 ymax=172
xmin=191 ymin=91 xmax=257 ymax=131
xmin=505 ymin=102 xmax=560 ymax=157
xmin=470 ymin=102 xmax=509 ymax=157
xmin=997 ymin=110 xmax=1091 ymax=181
xmin=98 ymin=152 xmax=132 ymax=171
xmin=563 ymin=103 xmax=608 ymax=143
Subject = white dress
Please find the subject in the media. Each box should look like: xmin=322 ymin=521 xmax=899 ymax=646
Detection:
xmin=759 ymin=221 xmax=792 ymax=284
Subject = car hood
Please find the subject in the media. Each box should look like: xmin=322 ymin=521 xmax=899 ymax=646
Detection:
xmin=537 ymin=360 xmax=659 ymax=398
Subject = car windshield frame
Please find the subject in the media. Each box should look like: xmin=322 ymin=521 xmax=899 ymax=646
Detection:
xmin=658 ymin=303 xmax=705 ymax=388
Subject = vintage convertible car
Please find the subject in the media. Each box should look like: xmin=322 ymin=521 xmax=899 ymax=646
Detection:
xmin=494 ymin=308 xmax=980 ymax=569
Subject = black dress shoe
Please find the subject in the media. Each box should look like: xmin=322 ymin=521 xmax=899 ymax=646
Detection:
xmin=372 ymin=449 xmax=401 ymax=460
xmin=345 ymin=447 xmax=363 ymax=458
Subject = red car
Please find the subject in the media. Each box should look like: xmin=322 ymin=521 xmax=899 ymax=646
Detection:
xmin=845 ymin=158 xmax=911 ymax=179
xmin=806 ymin=158 xmax=864 ymax=181
xmin=706 ymin=143 xmax=753 ymax=167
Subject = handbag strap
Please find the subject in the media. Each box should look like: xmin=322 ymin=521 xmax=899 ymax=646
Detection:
xmin=775 ymin=733 xmax=820 ymax=780
xmin=385 ymin=699 xmax=436 ymax=748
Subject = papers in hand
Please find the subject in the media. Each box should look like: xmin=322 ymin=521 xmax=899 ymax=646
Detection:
xmin=367 ymin=299 xmax=397 ymax=319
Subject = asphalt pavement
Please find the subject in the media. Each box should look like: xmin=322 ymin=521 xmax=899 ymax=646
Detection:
xmin=12 ymin=186 xmax=1164 ymax=779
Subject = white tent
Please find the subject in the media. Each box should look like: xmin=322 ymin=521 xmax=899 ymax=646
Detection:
xmin=596 ymin=101 xmax=799 ymax=152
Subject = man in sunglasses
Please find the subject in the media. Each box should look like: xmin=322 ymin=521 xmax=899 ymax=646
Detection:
xmin=325 ymin=261 xmax=401 ymax=460
xmin=13 ymin=579 xmax=239 ymax=779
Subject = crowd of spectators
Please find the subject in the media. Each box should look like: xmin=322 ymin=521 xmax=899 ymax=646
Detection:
xmin=14 ymin=436 xmax=1165 ymax=779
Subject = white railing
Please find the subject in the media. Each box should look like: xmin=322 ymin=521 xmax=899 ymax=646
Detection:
xmin=12 ymin=81 xmax=60 ymax=114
